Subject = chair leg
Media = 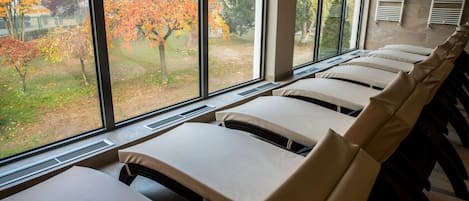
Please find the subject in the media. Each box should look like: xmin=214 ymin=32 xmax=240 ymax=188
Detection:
xmin=119 ymin=165 xmax=137 ymax=185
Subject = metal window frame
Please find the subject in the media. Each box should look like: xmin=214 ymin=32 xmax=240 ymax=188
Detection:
xmin=293 ymin=0 xmax=365 ymax=69
xmin=0 ymin=0 xmax=268 ymax=165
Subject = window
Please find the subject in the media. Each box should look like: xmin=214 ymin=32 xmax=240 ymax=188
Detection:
xmin=293 ymin=0 xmax=318 ymax=67
xmin=0 ymin=0 xmax=266 ymax=161
xmin=0 ymin=0 xmax=102 ymax=159
xmin=341 ymin=0 xmax=361 ymax=52
xmin=208 ymin=0 xmax=264 ymax=93
xmin=104 ymin=0 xmax=201 ymax=122
xmin=318 ymin=0 xmax=344 ymax=60
xmin=293 ymin=0 xmax=363 ymax=67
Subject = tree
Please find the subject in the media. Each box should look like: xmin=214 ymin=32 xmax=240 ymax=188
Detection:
xmin=295 ymin=0 xmax=317 ymax=44
xmin=105 ymin=0 xmax=228 ymax=84
xmin=319 ymin=0 xmax=342 ymax=52
xmin=39 ymin=23 xmax=93 ymax=86
xmin=220 ymin=0 xmax=255 ymax=36
xmin=0 ymin=37 xmax=40 ymax=92
xmin=0 ymin=0 xmax=40 ymax=40
xmin=42 ymin=0 xmax=80 ymax=25
xmin=0 ymin=0 xmax=41 ymax=92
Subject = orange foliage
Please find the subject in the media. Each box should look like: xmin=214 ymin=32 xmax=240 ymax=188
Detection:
xmin=104 ymin=0 xmax=229 ymax=46
xmin=0 ymin=37 xmax=40 ymax=68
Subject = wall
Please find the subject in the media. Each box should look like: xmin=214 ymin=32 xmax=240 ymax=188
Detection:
xmin=364 ymin=0 xmax=469 ymax=50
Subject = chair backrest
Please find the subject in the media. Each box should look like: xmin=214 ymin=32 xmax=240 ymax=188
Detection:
xmin=266 ymin=129 xmax=380 ymax=201
xmin=343 ymin=72 xmax=416 ymax=160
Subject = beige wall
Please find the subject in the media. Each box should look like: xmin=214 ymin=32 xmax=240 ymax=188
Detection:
xmin=364 ymin=0 xmax=469 ymax=50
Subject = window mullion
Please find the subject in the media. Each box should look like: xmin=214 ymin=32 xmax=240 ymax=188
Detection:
xmin=313 ymin=0 xmax=324 ymax=62
xmin=356 ymin=0 xmax=366 ymax=49
xmin=338 ymin=0 xmax=347 ymax=54
xmin=89 ymin=0 xmax=115 ymax=130
xmin=199 ymin=0 xmax=209 ymax=98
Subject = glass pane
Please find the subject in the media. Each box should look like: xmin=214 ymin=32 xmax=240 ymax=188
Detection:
xmin=208 ymin=0 xmax=263 ymax=93
xmin=341 ymin=0 xmax=361 ymax=51
xmin=318 ymin=0 xmax=344 ymax=60
xmin=293 ymin=0 xmax=318 ymax=67
xmin=0 ymin=0 xmax=102 ymax=158
xmin=104 ymin=0 xmax=200 ymax=122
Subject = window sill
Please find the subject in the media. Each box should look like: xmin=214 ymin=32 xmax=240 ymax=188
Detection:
xmin=0 ymin=50 xmax=362 ymax=198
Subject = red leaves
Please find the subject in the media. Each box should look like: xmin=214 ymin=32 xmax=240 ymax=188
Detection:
xmin=0 ymin=37 xmax=40 ymax=68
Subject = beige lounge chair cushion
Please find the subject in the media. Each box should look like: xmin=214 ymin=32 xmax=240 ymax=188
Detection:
xmin=382 ymin=44 xmax=433 ymax=56
xmin=342 ymin=57 xmax=413 ymax=73
xmin=368 ymin=49 xmax=428 ymax=63
xmin=273 ymin=78 xmax=380 ymax=110
xmin=119 ymin=123 xmax=303 ymax=201
xmin=316 ymin=65 xmax=397 ymax=89
xmin=3 ymin=166 xmax=151 ymax=201
xmin=216 ymin=96 xmax=355 ymax=146
xmin=266 ymin=129 xmax=380 ymax=201
xmin=344 ymin=72 xmax=417 ymax=163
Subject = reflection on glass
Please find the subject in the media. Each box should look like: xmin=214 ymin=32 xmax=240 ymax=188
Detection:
xmin=208 ymin=0 xmax=262 ymax=93
xmin=293 ymin=0 xmax=318 ymax=67
xmin=104 ymin=0 xmax=200 ymax=122
xmin=341 ymin=0 xmax=361 ymax=51
xmin=318 ymin=0 xmax=344 ymax=60
xmin=0 ymin=0 xmax=102 ymax=158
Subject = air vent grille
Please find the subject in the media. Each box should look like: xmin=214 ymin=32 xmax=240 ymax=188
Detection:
xmin=327 ymin=57 xmax=343 ymax=64
xmin=295 ymin=67 xmax=319 ymax=76
xmin=237 ymin=82 xmax=278 ymax=97
xmin=145 ymin=105 xmax=215 ymax=130
xmin=0 ymin=139 xmax=114 ymax=187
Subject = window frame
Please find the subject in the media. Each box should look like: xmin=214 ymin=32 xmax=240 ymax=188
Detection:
xmin=0 ymin=0 xmax=268 ymax=165
xmin=293 ymin=0 xmax=365 ymax=69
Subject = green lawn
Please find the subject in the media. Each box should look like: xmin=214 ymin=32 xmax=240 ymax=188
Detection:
xmin=0 ymin=32 xmax=256 ymax=158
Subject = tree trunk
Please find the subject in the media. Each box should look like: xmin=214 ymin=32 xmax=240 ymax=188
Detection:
xmin=15 ymin=66 xmax=27 ymax=93
xmin=158 ymin=42 xmax=169 ymax=84
xmin=21 ymin=75 xmax=26 ymax=93
xmin=20 ymin=13 xmax=25 ymax=41
xmin=80 ymin=58 xmax=89 ymax=86
xmin=185 ymin=24 xmax=198 ymax=48
xmin=299 ymin=21 xmax=309 ymax=44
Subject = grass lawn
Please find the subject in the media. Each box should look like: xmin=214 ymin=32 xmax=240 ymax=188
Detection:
xmin=0 ymin=32 xmax=257 ymax=158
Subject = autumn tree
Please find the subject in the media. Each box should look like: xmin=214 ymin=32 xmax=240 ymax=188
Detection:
xmin=39 ymin=24 xmax=93 ymax=86
xmin=42 ymin=0 xmax=80 ymax=25
xmin=0 ymin=37 xmax=40 ymax=92
xmin=0 ymin=0 xmax=40 ymax=40
xmin=0 ymin=0 xmax=42 ymax=92
xmin=105 ymin=0 xmax=228 ymax=84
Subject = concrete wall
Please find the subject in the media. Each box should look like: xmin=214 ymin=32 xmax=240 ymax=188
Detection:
xmin=364 ymin=0 xmax=469 ymax=50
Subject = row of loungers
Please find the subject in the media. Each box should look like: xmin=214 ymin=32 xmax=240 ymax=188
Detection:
xmin=3 ymin=24 xmax=469 ymax=201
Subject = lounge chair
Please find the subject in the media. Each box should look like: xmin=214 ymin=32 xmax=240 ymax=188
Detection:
xmin=340 ymin=57 xmax=413 ymax=73
xmin=2 ymin=166 xmax=151 ymax=201
xmin=366 ymin=49 xmax=428 ymax=63
xmin=315 ymin=65 xmax=396 ymax=89
xmin=381 ymin=44 xmax=433 ymax=56
xmin=118 ymin=123 xmax=380 ymax=201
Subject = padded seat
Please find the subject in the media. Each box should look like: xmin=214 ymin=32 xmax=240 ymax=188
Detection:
xmin=119 ymin=123 xmax=379 ymax=201
xmin=342 ymin=57 xmax=413 ymax=73
xmin=382 ymin=44 xmax=433 ymax=56
xmin=316 ymin=65 xmax=397 ymax=89
xmin=273 ymin=78 xmax=380 ymax=110
xmin=216 ymin=96 xmax=355 ymax=146
xmin=3 ymin=166 xmax=151 ymax=201
xmin=367 ymin=49 xmax=428 ymax=63
xmin=120 ymin=123 xmax=303 ymax=201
